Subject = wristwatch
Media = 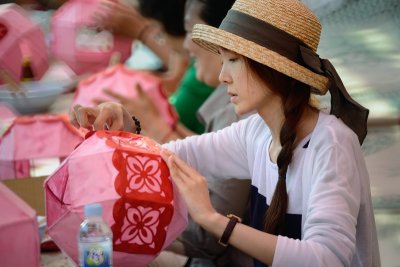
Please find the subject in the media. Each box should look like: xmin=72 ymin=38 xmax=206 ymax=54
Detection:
xmin=218 ymin=214 xmax=241 ymax=247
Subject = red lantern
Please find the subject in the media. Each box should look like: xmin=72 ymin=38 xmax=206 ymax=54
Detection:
xmin=45 ymin=131 xmax=187 ymax=266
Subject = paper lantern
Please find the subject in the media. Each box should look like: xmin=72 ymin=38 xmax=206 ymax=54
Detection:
xmin=0 ymin=4 xmax=49 ymax=84
xmin=71 ymin=64 xmax=178 ymax=127
xmin=51 ymin=0 xmax=132 ymax=75
xmin=0 ymin=114 xmax=84 ymax=180
xmin=45 ymin=130 xmax=188 ymax=266
xmin=0 ymin=183 xmax=40 ymax=267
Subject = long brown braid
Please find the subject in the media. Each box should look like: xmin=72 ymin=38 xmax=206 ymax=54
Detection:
xmin=246 ymin=58 xmax=311 ymax=235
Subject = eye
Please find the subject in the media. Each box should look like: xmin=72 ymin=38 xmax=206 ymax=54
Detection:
xmin=229 ymin=58 xmax=238 ymax=62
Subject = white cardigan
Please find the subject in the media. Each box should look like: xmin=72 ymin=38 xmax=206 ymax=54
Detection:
xmin=164 ymin=111 xmax=380 ymax=267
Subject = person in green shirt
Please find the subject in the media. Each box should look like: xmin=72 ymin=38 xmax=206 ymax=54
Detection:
xmin=169 ymin=61 xmax=214 ymax=134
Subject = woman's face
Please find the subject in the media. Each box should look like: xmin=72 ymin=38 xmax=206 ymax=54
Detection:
xmin=183 ymin=1 xmax=221 ymax=87
xmin=218 ymin=48 xmax=277 ymax=116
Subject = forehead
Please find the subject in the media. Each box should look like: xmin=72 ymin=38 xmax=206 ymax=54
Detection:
xmin=184 ymin=0 xmax=203 ymax=24
xmin=218 ymin=47 xmax=239 ymax=56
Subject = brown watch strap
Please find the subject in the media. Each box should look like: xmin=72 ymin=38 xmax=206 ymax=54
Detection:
xmin=218 ymin=214 xmax=241 ymax=247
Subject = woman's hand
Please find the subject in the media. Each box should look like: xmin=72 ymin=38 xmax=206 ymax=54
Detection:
xmin=160 ymin=149 xmax=217 ymax=225
xmin=70 ymin=102 xmax=136 ymax=133
xmin=92 ymin=0 xmax=149 ymax=39
xmin=94 ymin=84 xmax=175 ymax=142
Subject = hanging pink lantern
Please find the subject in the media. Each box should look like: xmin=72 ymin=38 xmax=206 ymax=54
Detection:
xmin=71 ymin=64 xmax=178 ymax=127
xmin=51 ymin=0 xmax=132 ymax=75
xmin=0 ymin=4 xmax=49 ymax=84
xmin=0 ymin=114 xmax=85 ymax=180
xmin=45 ymin=130 xmax=188 ymax=266
xmin=0 ymin=183 xmax=40 ymax=267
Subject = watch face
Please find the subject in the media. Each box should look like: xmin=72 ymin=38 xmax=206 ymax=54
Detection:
xmin=0 ymin=23 xmax=8 ymax=41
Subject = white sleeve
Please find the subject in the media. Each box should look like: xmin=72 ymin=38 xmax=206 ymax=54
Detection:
xmin=163 ymin=118 xmax=252 ymax=180
xmin=273 ymin=133 xmax=362 ymax=267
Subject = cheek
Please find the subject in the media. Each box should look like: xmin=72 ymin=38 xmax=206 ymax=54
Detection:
xmin=194 ymin=64 xmax=205 ymax=81
xmin=185 ymin=37 xmax=197 ymax=55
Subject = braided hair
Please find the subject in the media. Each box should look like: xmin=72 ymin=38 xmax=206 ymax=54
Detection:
xmin=246 ymin=58 xmax=312 ymax=235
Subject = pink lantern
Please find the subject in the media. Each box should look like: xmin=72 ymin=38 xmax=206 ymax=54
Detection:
xmin=45 ymin=131 xmax=188 ymax=266
xmin=0 ymin=183 xmax=40 ymax=267
xmin=51 ymin=0 xmax=132 ymax=75
xmin=0 ymin=114 xmax=85 ymax=180
xmin=0 ymin=102 xmax=16 ymax=120
xmin=0 ymin=4 xmax=49 ymax=84
xmin=71 ymin=64 xmax=178 ymax=127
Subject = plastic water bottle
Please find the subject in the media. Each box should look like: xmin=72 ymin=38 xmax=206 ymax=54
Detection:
xmin=78 ymin=203 xmax=113 ymax=267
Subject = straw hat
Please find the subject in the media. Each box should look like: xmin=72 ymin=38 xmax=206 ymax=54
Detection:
xmin=192 ymin=0 xmax=330 ymax=95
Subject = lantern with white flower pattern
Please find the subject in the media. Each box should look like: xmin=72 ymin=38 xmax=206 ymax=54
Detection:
xmin=44 ymin=131 xmax=187 ymax=267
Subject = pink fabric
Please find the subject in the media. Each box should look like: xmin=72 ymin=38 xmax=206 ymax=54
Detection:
xmin=45 ymin=131 xmax=188 ymax=267
xmin=50 ymin=0 xmax=132 ymax=75
xmin=0 ymin=103 xmax=16 ymax=120
xmin=0 ymin=114 xmax=84 ymax=179
xmin=0 ymin=183 xmax=40 ymax=267
xmin=71 ymin=64 xmax=178 ymax=127
xmin=0 ymin=4 xmax=48 ymax=84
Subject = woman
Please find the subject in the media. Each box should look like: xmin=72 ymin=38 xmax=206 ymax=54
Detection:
xmin=71 ymin=0 xmax=380 ymax=266
xmin=92 ymin=0 xmax=214 ymax=134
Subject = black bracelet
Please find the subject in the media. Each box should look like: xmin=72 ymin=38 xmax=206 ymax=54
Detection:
xmin=132 ymin=116 xmax=141 ymax=134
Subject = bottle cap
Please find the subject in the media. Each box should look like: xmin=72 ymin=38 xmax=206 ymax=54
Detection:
xmin=84 ymin=203 xmax=103 ymax=217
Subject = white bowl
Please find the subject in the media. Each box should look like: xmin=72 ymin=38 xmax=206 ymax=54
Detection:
xmin=0 ymin=80 xmax=70 ymax=114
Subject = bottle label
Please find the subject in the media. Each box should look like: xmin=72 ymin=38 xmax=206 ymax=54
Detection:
xmin=79 ymin=240 xmax=112 ymax=267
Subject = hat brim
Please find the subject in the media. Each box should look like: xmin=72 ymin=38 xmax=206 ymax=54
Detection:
xmin=192 ymin=24 xmax=329 ymax=95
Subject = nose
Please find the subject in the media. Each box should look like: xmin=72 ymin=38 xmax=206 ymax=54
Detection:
xmin=183 ymin=32 xmax=192 ymax=52
xmin=219 ymin=64 xmax=231 ymax=84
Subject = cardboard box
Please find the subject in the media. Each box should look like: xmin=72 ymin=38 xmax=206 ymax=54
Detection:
xmin=1 ymin=176 xmax=46 ymax=216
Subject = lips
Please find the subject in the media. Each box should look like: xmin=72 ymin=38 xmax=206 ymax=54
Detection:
xmin=228 ymin=91 xmax=238 ymax=103
xmin=227 ymin=90 xmax=237 ymax=97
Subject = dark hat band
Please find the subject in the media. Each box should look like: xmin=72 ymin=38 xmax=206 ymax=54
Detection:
xmin=220 ymin=10 xmax=315 ymax=71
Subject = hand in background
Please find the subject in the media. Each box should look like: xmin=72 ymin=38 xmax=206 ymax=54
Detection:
xmin=161 ymin=148 xmax=217 ymax=225
xmin=93 ymin=84 xmax=175 ymax=142
xmin=93 ymin=84 xmax=162 ymax=128
xmin=70 ymin=102 xmax=136 ymax=132
xmin=92 ymin=0 xmax=149 ymax=39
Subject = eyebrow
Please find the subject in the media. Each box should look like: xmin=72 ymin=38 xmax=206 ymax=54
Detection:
xmin=217 ymin=47 xmax=227 ymax=55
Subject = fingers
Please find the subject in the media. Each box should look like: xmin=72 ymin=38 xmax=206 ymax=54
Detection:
xmin=70 ymin=102 xmax=130 ymax=131
xmin=106 ymin=108 xmax=124 ymax=131
xmin=161 ymin=149 xmax=191 ymax=183
xmin=160 ymin=148 xmax=174 ymax=166
xmin=162 ymin=149 xmax=195 ymax=177
xmin=169 ymin=153 xmax=196 ymax=177
xmin=70 ymin=105 xmax=99 ymax=130
xmin=102 ymin=88 xmax=130 ymax=103
xmin=135 ymin=83 xmax=145 ymax=98
xmin=69 ymin=104 xmax=81 ymax=128
xmin=161 ymin=149 xmax=181 ymax=177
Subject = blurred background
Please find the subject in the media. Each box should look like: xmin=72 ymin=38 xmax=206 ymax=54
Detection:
xmin=0 ymin=0 xmax=399 ymax=266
